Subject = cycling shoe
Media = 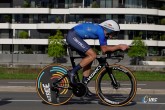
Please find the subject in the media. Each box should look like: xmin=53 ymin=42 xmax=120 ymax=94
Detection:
xmin=67 ymin=71 xmax=77 ymax=86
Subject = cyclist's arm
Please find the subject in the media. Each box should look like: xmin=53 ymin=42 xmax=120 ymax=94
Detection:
xmin=100 ymin=44 xmax=129 ymax=53
xmin=97 ymin=26 xmax=129 ymax=53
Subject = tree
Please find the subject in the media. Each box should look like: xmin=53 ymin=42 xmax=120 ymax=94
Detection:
xmin=23 ymin=0 xmax=30 ymax=8
xmin=160 ymin=5 xmax=165 ymax=10
xmin=160 ymin=34 xmax=165 ymax=41
xmin=128 ymin=37 xmax=148 ymax=65
xmin=92 ymin=1 xmax=99 ymax=8
xmin=19 ymin=31 xmax=28 ymax=39
xmin=55 ymin=16 xmax=61 ymax=23
xmin=4 ymin=15 xmax=11 ymax=23
xmin=160 ymin=18 xmax=165 ymax=25
xmin=48 ymin=30 xmax=66 ymax=63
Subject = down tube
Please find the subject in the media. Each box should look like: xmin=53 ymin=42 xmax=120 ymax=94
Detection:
xmin=84 ymin=65 xmax=104 ymax=84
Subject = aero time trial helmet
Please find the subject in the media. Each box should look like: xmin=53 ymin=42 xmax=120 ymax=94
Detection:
xmin=99 ymin=20 xmax=120 ymax=34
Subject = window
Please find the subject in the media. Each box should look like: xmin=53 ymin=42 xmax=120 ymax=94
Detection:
xmin=2 ymin=44 xmax=11 ymax=54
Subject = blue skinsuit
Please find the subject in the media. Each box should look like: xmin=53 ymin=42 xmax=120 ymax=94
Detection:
xmin=66 ymin=23 xmax=107 ymax=54
xmin=73 ymin=23 xmax=107 ymax=46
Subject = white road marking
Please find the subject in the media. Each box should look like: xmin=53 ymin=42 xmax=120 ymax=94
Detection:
xmin=102 ymin=83 xmax=147 ymax=86
xmin=8 ymin=82 xmax=35 ymax=84
xmin=137 ymin=102 xmax=165 ymax=105
xmin=122 ymin=84 xmax=147 ymax=86
xmin=2 ymin=100 xmax=165 ymax=105
xmin=3 ymin=100 xmax=41 ymax=102
xmin=8 ymin=82 xmax=146 ymax=86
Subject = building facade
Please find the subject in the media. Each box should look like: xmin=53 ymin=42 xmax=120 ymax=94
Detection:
xmin=0 ymin=0 xmax=165 ymax=64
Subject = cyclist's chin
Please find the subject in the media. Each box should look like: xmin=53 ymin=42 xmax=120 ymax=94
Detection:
xmin=109 ymin=35 xmax=113 ymax=39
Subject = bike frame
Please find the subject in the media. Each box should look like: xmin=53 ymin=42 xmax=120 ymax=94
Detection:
xmin=69 ymin=55 xmax=118 ymax=87
xmin=67 ymin=45 xmax=118 ymax=87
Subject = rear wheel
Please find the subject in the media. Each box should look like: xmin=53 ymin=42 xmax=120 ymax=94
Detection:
xmin=36 ymin=64 xmax=73 ymax=105
xmin=96 ymin=64 xmax=137 ymax=106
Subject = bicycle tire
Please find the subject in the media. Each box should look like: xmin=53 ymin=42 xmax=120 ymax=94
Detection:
xmin=96 ymin=64 xmax=137 ymax=106
xmin=36 ymin=64 xmax=73 ymax=106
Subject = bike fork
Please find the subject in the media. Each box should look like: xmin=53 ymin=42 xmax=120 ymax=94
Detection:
xmin=106 ymin=66 xmax=119 ymax=88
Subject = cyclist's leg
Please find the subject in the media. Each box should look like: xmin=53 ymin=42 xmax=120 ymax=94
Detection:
xmin=66 ymin=30 xmax=96 ymax=85
xmin=68 ymin=49 xmax=96 ymax=85
xmin=81 ymin=62 xmax=96 ymax=97
xmin=79 ymin=49 xmax=96 ymax=67
xmin=82 ymin=62 xmax=92 ymax=77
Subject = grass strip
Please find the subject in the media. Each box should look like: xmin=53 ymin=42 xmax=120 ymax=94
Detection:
xmin=134 ymin=71 xmax=165 ymax=81
xmin=0 ymin=67 xmax=164 ymax=81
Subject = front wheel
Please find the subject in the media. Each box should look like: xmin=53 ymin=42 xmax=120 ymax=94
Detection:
xmin=96 ymin=64 xmax=137 ymax=106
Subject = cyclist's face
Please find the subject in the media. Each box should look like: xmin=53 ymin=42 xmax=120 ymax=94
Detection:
xmin=106 ymin=31 xmax=119 ymax=39
xmin=104 ymin=31 xmax=114 ymax=39
xmin=108 ymin=34 xmax=113 ymax=39
xmin=104 ymin=30 xmax=111 ymax=39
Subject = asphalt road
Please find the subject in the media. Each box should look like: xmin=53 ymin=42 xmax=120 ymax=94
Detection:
xmin=0 ymin=80 xmax=165 ymax=110
xmin=0 ymin=92 xmax=165 ymax=110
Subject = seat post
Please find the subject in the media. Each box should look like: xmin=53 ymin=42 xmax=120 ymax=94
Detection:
xmin=67 ymin=45 xmax=76 ymax=68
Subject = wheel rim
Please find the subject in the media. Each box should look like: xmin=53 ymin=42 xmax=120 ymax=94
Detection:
xmin=96 ymin=65 xmax=137 ymax=106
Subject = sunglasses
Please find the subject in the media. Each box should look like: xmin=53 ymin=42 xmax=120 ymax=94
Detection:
xmin=106 ymin=31 xmax=119 ymax=39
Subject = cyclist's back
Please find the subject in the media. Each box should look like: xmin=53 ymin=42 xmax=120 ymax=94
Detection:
xmin=73 ymin=23 xmax=106 ymax=46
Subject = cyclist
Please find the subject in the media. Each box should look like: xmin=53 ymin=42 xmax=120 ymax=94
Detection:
xmin=66 ymin=20 xmax=129 ymax=97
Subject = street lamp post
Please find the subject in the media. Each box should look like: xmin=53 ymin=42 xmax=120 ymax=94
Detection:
xmin=82 ymin=0 xmax=84 ymax=8
xmin=11 ymin=29 xmax=15 ymax=67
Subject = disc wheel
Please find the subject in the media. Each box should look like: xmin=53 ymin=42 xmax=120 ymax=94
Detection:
xmin=36 ymin=64 xmax=73 ymax=105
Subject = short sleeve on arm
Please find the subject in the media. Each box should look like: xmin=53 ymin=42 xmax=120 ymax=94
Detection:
xmin=97 ymin=28 xmax=107 ymax=46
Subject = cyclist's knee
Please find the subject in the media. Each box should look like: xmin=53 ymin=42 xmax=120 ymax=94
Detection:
xmin=86 ymin=49 xmax=97 ymax=60
xmin=91 ymin=53 xmax=97 ymax=60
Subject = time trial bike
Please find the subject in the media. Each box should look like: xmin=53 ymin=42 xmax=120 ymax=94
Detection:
xmin=36 ymin=45 xmax=137 ymax=106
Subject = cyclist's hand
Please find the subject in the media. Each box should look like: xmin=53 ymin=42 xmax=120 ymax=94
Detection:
xmin=118 ymin=44 xmax=129 ymax=51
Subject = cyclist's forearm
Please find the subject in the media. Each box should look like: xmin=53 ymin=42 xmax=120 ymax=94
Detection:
xmin=100 ymin=45 xmax=120 ymax=53
xmin=106 ymin=45 xmax=120 ymax=52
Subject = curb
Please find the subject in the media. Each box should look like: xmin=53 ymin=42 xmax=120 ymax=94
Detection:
xmin=0 ymin=86 xmax=165 ymax=95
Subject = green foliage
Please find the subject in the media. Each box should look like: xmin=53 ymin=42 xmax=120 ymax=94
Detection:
xmin=128 ymin=37 xmax=147 ymax=58
xmin=92 ymin=1 xmax=99 ymax=8
xmin=160 ymin=5 xmax=165 ymax=10
xmin=128 ymin=37 xmax=148 ymax=65
xmin=48 ymin=30 xmax=66 ymax=62
xmin=93 ymin=47 xmax=101 ymax=55
xmin=160 ymin=18 xmax=165 ymax=25
xmin=134 ymin=71 xmax=165 ymax=81
xmin=0 ymin=67 xmax=165 ymax=81
xmin=160 ymin=34 xmax=165 ymax=41
xmin=19 ymin=31 xmax=28 ymax=39
xmin=0 ymin=67 xmax=39 ymax=79
xmin=23 ymin=0 xmax=30 ymax=7
xmin=4 ymin=15 xmax=11 ymax=22
xmin=55 ymin=17 xmax=61 ymax=23
xmin=24 ymin=48 xmax=33 ymax=54
xmin=149 ymin=47 xmax=158 ymax=55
